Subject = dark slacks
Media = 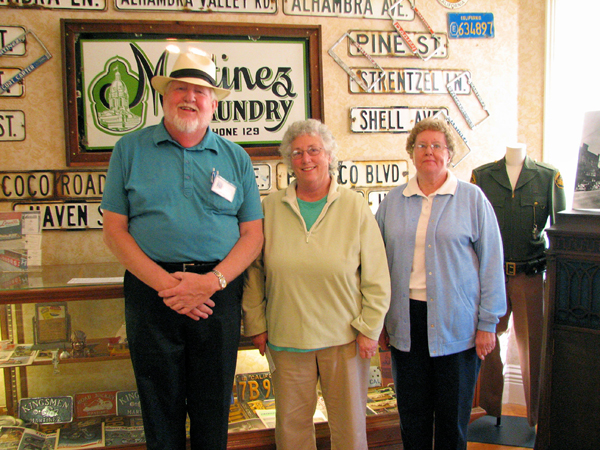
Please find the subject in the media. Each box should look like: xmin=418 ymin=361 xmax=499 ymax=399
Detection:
xmin=391 ymin=300 xmax=481 ymax=450
xmin=124 ymin=270 xmax=243 ymax=450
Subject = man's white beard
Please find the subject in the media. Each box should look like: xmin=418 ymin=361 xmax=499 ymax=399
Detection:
xmin=171 ymin=114 xmax=200 ymax=134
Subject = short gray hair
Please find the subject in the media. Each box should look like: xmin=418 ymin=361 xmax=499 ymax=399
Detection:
xmin=406 ymin=118 xmax=456 ymax=165
xmin=279 ymin=119 xmax=338 ymax=175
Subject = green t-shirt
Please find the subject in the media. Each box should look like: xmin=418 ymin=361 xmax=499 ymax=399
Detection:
xmin=297 ymin=196 xmax=327 ymax=231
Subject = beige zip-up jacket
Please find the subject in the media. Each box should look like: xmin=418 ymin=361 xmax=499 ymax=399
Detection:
xmin=242 ymin=177 xmax=391 ymax=349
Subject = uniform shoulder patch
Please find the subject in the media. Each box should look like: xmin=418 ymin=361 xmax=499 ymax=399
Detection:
xmin=555 ymin=172 xmax=564 ymax=190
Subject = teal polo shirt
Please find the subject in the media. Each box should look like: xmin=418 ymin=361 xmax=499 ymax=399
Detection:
xmin=101 ymin=122 xmax=263 ymax=262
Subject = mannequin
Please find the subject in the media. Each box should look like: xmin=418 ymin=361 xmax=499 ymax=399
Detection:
xmin=505 ymin=143 xmax=527 ymax=189
xmin=470 ymin=145 xmax=566 ymax=427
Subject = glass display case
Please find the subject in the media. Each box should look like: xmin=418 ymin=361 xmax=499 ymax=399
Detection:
xmin=0 ymin=263 xmax=407 ymax=449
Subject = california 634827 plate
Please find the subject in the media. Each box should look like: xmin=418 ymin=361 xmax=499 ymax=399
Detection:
xmin=19 ymin=396 xmax=73 ymax=423
xmin=448 ymin=13 xmax=494 ymax=39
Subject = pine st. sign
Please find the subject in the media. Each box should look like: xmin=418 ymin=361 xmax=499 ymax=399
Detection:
xmin=348 ymin=30 xmax=448 ymax=59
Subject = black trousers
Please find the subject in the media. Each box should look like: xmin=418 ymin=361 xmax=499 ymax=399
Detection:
xmin=390 ymin=300 xmax=481 ymax=450
xmin=124 ymin=270 xmax=243 ymax=450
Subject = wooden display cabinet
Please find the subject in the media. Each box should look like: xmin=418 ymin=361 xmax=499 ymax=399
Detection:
xmin=535 ymin=211 xmax=600 ymax=450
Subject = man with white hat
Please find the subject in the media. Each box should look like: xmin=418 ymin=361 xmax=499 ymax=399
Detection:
xmin=101 ymin=50 xmax=264 ymax=450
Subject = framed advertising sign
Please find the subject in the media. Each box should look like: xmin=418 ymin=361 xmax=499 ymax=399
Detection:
xmin=62 ymin=20 xmax=323 ymax=165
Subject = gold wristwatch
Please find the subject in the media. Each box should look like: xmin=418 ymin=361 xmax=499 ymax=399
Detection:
xmin=211 ymin=269 xmax=227 ymax=290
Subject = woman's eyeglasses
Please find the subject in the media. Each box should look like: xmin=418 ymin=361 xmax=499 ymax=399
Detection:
xmin=291 ymin=147 xmax=323 ymax=160
xmin=414 ymin=143 xmax=447 ymax=152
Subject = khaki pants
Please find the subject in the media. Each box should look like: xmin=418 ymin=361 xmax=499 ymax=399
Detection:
xmin=269 ymin=341 xmax=371 ymax=450
xmin=479 ymin=272 xmax=544 ymax=426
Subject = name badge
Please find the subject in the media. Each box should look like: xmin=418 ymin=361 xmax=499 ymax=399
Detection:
xmin=211 ymin=174 xmax=236 ymax=202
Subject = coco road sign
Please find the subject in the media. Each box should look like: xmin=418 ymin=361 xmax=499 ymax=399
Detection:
xmin=0 ymin=171 xmax=106 ymax=201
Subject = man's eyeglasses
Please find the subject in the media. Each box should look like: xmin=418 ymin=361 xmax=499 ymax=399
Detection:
xmin=291 ymin=147 xmax=323 ymax=160
xmin=414 ymin=143 xmax=447 ymax=152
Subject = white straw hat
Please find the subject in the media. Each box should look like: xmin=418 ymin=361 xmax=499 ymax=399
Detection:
xmin=151 ymin=52 xmax=230 ymax=100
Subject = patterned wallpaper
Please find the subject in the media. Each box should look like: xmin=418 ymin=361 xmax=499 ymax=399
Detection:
xmin=0 ymin=0 xmax=545 ymax=265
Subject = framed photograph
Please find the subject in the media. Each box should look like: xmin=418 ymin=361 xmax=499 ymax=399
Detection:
xmin=33 ymin=302 xmax=70 ymax=345
xmin=62 ymin=20 xmax=324 ymax=165
xmin=573 ymin=110 xmax=600 ymax=210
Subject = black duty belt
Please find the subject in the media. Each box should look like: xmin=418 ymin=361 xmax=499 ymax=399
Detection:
xmin=505 ymin=257 xmax=546 ymax=276
xmin=156 ymin=261 xmax=219 ymax=274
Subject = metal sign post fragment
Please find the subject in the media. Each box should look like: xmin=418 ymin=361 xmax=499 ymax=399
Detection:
xmin=433 ymin=109 xmax=472 ymax=167
xmin=388 ymin=0 xmax=446 ymax=61
xmin=0 ymin=30 xmax=52 ymax=94
xmin=446 ymin=71 xmax=489 ymax=129
xmin=328 ymin=32 xmax=386 ymax=93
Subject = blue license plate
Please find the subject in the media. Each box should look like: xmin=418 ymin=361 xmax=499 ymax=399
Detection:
xmin=448 ymin=12 xmax=494 ymax=39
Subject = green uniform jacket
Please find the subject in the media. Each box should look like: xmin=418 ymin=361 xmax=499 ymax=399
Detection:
xmin=471 ymin=156 xmax=566 ymax=262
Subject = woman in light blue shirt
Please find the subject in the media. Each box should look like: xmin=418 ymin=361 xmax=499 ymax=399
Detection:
xmin=375 ymin=118 xmax=506 ymax=450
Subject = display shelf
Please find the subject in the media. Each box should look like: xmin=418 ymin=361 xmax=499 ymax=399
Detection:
xmin=0 ymin=263 xmax=125 ymax=304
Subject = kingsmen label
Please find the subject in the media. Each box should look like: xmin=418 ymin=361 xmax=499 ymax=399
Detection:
xmin=19 ymin=396 xmax=74 ymax=423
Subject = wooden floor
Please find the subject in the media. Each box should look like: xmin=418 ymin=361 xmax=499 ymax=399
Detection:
xmin=468 ymin=404 xmax=532 ymax=450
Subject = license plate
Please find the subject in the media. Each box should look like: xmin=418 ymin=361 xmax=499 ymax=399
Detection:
xmin=448 ymin=13 xmax=494 ymax=39
xmin=235 ymin=371 xmax=274 ymax=402
xmin=253 ymin=163 xmax=271 ymax=191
